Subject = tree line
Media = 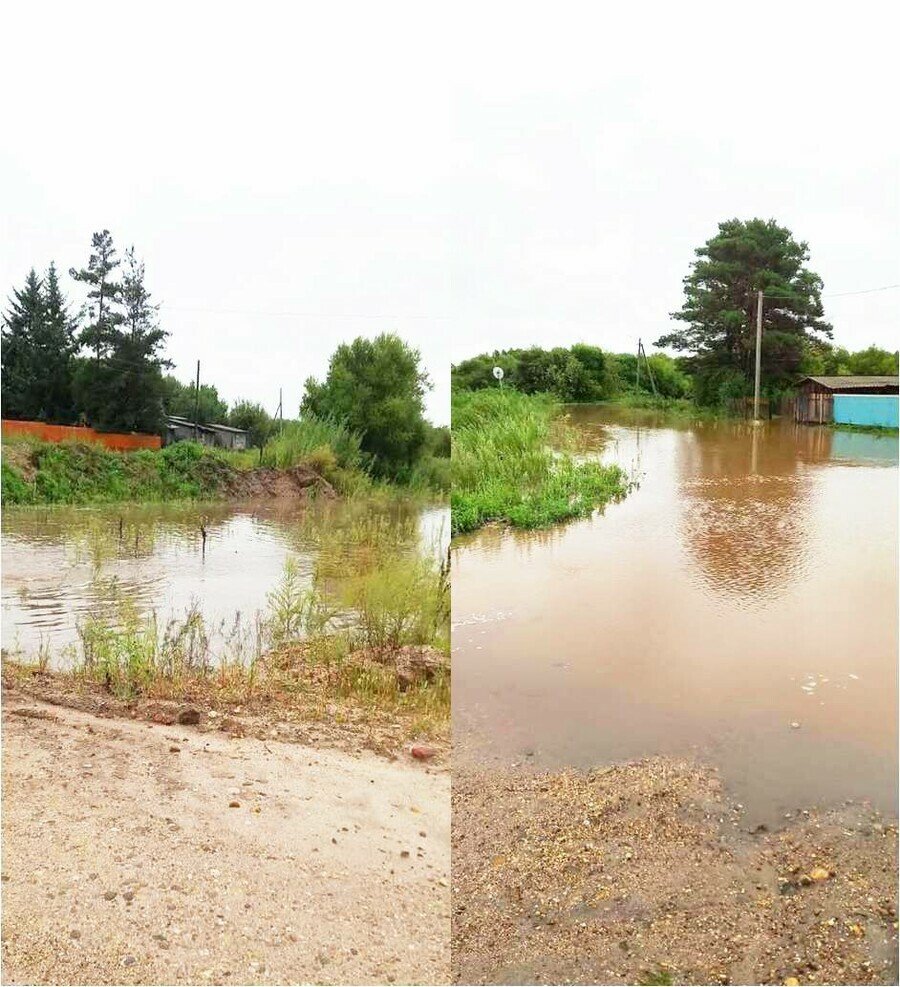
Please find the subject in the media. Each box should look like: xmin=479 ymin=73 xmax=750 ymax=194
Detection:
xmin=0 ymin=231 xmax=291 ymax=444
xmin=452 ymin=344 xmax=692 ymax=401
xmin=3 ymin=231 xmax=171 ymax=433
xmin=2 ymin=233 xmax=447 ymax=479
xmin=454 ymin=219 xmax=897 ymax=406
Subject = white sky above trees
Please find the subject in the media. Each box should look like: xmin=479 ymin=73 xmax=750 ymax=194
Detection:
xmin=2 ymin=2 xmax=897 ymax=426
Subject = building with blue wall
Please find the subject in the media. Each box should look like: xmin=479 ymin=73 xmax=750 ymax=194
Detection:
xmin=833 ymin=394 xmax=899 ymax=428
xmin=794 ymin=376 xmax=899 ymax=427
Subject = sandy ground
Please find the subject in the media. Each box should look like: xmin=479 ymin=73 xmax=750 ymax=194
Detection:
xmin=452 ymin=760 xmax=898 ymax=986
xmin=0 ymin=689 xmax=450 ymax=986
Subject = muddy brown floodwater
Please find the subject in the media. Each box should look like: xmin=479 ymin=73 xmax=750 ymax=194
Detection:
xmin=2 ymin=499 xmax=448 ymax=662
xmin=452 ymin=408 xmax=899 ymax=827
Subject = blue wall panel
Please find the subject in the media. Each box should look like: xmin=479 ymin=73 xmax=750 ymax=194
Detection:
xmin=833 ymin=394 xmax=899 ymax=428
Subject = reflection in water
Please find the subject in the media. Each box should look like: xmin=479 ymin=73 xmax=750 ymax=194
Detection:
xmin=2 ymin=499 xmax=448 ymax=659
xmin=677 ymin=424 xmax=814 ymax=602
xmin=453 ymin=409 xmax=898 ymax=825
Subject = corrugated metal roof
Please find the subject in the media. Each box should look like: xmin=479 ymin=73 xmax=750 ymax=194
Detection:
xmin=165 ymin=415 xmax=248 ymax=434
xmin=799 ymin=375 xmax=899 ymax=391
xmin=204 ymin=422 xmax=249 ymax=434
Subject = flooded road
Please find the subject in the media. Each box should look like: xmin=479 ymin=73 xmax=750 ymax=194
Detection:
xmin=2 ymin=499 xmax=448 ymax=661
xmin=452 ymin=408 xmax=898 ymax=824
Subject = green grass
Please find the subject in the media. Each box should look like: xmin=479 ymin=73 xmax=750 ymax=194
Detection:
xmin=638 ymin=969 xmax=674 ymax=986
xmin=10 ymin=519 xmax=450 ymax=736
xmin=595 ymin=393 xmax=729 ymax=419
xmin=828 ymin=421 xmax=899 ymax=436
xmin=1 ymin=439 xmax=234 ymax=506
xmin=2 ymin=415 xmax=450 ymax=505
xmin=451 ymin=389 xmax=628 ymax=535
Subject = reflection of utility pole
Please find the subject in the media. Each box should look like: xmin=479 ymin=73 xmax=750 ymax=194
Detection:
xmin=753 ymin=290 xmax=764 ymax=423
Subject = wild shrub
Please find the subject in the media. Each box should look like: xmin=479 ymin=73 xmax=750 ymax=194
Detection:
xmin=451 ymin=388 xmax=628 ymax=534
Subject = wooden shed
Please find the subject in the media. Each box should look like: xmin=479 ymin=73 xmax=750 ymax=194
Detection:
xmin=164 ymin=416 xmax=249 ymax=450
xmin=792 ymin=376 xmax=899 ymax=424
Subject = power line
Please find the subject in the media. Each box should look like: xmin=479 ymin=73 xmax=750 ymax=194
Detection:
xmin=762 ymin=282 xmax=900 ymax=300
xmin=158 ymin=303 xmax=453 ymax=321
xmin=825 ymin=283 xmax=900 ymax=297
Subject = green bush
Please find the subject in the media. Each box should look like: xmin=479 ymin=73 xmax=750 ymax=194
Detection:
xmin=2 ymin=461 xmax=33 ymax=503
xmin=260 ymin=416 xmax=365 ymax=472
xmin=451 ymin=389 xmax=628 ymax=534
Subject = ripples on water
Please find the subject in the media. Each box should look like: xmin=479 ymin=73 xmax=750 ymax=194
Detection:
xmin=2 ymin=500 xmax=449 ymax=659
xmin=452 ymin=410 xmax=899 ymax=824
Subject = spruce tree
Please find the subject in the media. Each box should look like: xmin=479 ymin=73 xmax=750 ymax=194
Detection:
xmin=36 ymin=262 xmax=78 ymax=420
xmin=1 ymin=269 xmax=44 ymax=419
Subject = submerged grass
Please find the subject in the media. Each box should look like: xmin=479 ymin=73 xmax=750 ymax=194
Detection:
xmin=5 ymin=506 xmax=450 ymax=743
xmin=828 ymin=421 xmax=899 ymax=436
xmin=451 ymin=389 xmax=629 ymax=535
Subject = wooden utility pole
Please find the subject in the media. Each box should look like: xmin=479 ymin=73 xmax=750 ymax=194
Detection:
xmin=278 ymin=388 xmax=284 ymax=434
xmin=753 ymin=290 xmax=764 ymax=421
xmin=193 ymin=360 xmax=201 ymax=441
xmin=639 ymin=340 xmax=658 ymax=398
xmin=635 ymin=338 xmax=641 ymax=392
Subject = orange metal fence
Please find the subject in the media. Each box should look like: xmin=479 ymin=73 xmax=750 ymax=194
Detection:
xmin=1 ymin=420 xmax=161 ymax=451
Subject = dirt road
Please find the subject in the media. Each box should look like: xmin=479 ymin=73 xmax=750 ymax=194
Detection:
xmin=453 ymin=760 xmax=898 ymax=986
xmin=1 ymin=690 xmax=449 ymax=985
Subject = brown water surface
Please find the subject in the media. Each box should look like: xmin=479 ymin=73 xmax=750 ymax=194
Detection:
xmin=452 ymin=408 xmax=898 ymax=825
xmin=2 ymin=499 xmax=448 ymax=661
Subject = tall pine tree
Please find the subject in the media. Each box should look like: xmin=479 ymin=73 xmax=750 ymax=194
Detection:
xmin=111 ymin=247 xmax=171 ymax=432
xmin=73 ymin=245 xmax=171 ymax=433
xmin=69 ymin=230 xmax=124 ymax=360
xmin=656 ymin=219 xmax=833 ymax=404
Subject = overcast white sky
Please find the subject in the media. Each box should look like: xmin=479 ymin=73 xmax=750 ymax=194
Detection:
xmin=2 ymin=2 xmax=898 ymax=425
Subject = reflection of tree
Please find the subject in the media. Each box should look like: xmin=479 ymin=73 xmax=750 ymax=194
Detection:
xmin=676 ymin=423 xmax=828 ymax=601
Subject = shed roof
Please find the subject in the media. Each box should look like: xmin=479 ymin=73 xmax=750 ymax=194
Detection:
xmin=204 ymin=422 xmax=249 ymax=435
xmin=165 ymin=415 xmax=248 ymax=435
xmin=798 ymin=375 xmax=899 ymax=392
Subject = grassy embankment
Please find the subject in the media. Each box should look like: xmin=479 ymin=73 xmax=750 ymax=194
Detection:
xmin=451 ymin=389 xmax=628 ymax=535
xmin=1 ymin=416 xmax=449 ymax=506
xmin=3 ymin=510 xmax=450 ymax=742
